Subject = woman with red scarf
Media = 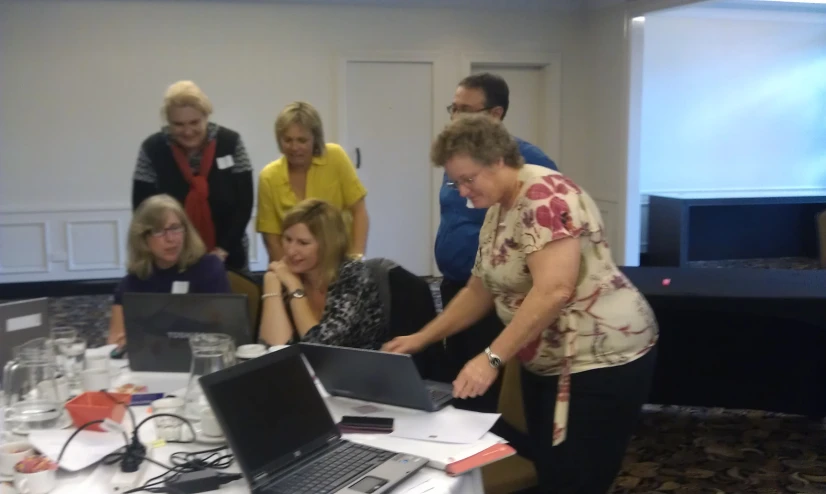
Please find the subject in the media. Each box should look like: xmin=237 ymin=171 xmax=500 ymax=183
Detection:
xmin=131 ymin=80 xmax=254 ymax=272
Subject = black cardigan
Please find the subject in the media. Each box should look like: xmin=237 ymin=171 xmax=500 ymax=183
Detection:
xmin=132 ymin=126 xmax=253 ymax=270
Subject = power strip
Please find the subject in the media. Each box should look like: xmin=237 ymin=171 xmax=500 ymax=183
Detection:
xmin=111 ymin=448 xmax=152 ymax=493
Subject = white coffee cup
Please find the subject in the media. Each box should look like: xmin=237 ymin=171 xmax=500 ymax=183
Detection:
xmin=199 ymin=407 xmax=222 ymax=437
xmin=236 ymin=344 xmax=267 ymax=361
xmin=85 ymin=353 xmax=109 ymax=370
xmin=81 ymin=368 xmax=111 ymax=392
xmin=14 ymin=468 xmax=57 ymax=494
xmin=152 ymin=397 xmax=185 ymax=441
xmin=0 ymin=442 xmax=34 ymax=477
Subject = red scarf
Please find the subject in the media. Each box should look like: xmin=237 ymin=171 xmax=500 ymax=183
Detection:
xmin=171 ymin=140 xmax=217 ymax=251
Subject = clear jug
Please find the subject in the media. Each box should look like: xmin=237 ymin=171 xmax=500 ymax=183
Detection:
xmin=183 ymin=333 xmax=236 ymax=420
xmin=2 ymin=338 xmax=66 ymax=434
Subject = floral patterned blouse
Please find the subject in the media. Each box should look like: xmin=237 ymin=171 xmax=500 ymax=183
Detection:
xmin=472 ymin=165 xmax=658 ymax=446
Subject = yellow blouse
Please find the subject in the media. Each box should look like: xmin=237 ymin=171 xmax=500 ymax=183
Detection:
xmin=256 ymin=143 xmax=367 ymax=235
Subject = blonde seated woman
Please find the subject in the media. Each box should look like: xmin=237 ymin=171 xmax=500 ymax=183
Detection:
xmin=258 ymin=199 xmax=386 ymax=349
xmin=108 ymin=194 xmax=231 ymax=349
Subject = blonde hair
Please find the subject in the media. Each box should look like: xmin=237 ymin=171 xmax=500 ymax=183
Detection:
xmin=127 ymin=195 xmax=207 ymax=279
xmin=430 ymin=113 xmax=523 ymax=169
xmin=282 ymin=199 xmax=349 ymax=285
xmin=161 ymin=81 xmax=213 ymax=122
xmin=274 ymin=101 xmax=326 ymax=156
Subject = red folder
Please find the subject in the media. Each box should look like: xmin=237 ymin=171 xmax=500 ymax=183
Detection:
xmin=444 ymin=443 xmax=516 ymax=476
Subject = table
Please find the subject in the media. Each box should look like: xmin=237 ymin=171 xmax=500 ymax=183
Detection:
xmin=3 ymin=367 xmax=487 ymax=494
xmin=622 ymin=266 xmax=826 ymax=418
xmin=646 ymin=193 xmax=826 ymax=266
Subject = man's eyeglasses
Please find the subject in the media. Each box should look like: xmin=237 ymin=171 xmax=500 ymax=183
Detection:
xmin=446 ymin=104 xmax=494 ymax=116
xmin=147 ymin=225 xmax=185 ymax=238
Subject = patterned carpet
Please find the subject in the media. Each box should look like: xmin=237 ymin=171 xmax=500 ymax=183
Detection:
xmin=42 ymin=265 xmax=826 ymax=493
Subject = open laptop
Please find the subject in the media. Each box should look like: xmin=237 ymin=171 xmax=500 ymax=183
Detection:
xmin=299 ymin=343 xmax=453 ymax=412
xmin=199 ymin=345 xmax=427 ymax=494
xmin=122 ymin=293 xmax=252 ymax=373
xmin=0 ymin=298 xmax=50 ymax=384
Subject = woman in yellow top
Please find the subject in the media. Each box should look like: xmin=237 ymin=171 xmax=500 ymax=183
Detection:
xmin=257 ymin=102 xmax=369 ymax=262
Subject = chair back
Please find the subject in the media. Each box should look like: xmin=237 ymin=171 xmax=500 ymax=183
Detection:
xmin=227 ymin=270 xmax=262 ymax=341
xmin=364 ymin=258 xmax=443 ymax=379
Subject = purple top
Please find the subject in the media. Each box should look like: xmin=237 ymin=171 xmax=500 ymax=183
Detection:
xmin=113 ymin=255 xmax=231 ymax=305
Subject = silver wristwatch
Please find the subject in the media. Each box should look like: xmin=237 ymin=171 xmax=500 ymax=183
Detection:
xmin=484 ymin=347 xmax=502 ymax=369
xmin=289 ymin=288 xmax=306 ymax=300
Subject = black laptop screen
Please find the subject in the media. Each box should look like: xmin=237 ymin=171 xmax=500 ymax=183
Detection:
xmin=205 ymin=351 xmax=336 ymax=475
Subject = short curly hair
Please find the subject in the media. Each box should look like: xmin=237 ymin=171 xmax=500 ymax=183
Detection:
xmin=430 ymin=114 xmax=523 ymax=169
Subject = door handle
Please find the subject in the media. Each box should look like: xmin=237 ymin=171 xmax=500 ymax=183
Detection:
xmin=355 ymin=148 xmax=361 ymax=169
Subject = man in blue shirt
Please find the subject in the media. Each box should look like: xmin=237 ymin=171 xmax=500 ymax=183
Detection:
xmin=435 ymin=73 xmax=558 ymax=441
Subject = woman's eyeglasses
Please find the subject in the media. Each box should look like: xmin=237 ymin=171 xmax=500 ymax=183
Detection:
xmin=445 ymin=169 xmax=485 ymax=190
xmin=147 ymin=225 xmax=185 ymax=238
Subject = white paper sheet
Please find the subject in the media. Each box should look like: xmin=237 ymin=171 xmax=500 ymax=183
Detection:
xmin=29 ymin=430 xmax=126 ymax=472
xmin=390 ymin=407 xmax=500 ymax=444
xmin=345 ymin=432 xmax=503 ymax=470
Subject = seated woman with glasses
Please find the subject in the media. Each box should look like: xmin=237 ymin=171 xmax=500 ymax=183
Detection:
xmin=107 ymin=194 xmax=231 ymax=348
xmin=258 ymin=199 xmax=386 ymax=350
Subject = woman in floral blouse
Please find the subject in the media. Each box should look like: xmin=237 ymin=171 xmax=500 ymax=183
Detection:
xmin=384 ymin=114 xmax=658 ymax=494
xmin=258 ymin=199 xmax=386 ymax=349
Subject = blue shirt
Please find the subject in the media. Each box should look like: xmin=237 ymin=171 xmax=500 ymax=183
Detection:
xmin=434 ymin=137 xmax=558 ymax=283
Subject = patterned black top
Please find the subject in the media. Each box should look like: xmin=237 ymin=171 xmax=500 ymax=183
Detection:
xmin=292 ymin=260 xmax=387 ymax=350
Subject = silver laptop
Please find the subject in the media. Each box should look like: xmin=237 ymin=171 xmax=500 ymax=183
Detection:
xmin=199 ymin=346 xmax=427 ymax=494
xmin=0 ymin=298 xmax=50 ymax=384
xmin=122 ymin=293 xmax=252 ymax=373
xmin=299 ymin=343 xmax=453 ymax=412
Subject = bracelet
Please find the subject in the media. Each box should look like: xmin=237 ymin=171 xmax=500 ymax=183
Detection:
xmin=261 ymin=293 xmax=281 ymax=301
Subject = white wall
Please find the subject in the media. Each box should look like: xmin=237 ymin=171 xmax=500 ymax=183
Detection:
xmin=638 ymin=7 xmax=826 ymax=249
xmin=0 ymin=0 xmax=584 ymax=282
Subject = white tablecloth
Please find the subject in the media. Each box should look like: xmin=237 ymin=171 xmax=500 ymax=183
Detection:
xmin=3 ymin=368 xmax=486 ymax=494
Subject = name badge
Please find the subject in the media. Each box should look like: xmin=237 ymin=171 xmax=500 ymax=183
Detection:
xmin=216 ymin=155 xmax=234 ymax=170
xmin=171 ymin=281 xmax=190 ymax=294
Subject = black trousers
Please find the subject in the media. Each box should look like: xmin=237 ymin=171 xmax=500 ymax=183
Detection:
xmin=522 ymin=346 xmax=657 ymax=494
xmin=438 ymin=278 xmax=536 ymax=461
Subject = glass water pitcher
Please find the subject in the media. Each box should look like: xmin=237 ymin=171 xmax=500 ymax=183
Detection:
xmin=2 ymin=338 xmax=65 ymax=434
xmin=183 ymin=333 xmax=236 ymax=420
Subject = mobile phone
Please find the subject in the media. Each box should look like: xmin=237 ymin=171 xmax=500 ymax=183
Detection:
xmin=339 ymin=415 xmax=394 ymax=433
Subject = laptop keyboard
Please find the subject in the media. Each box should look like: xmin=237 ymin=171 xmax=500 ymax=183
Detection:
xmin=265 ymin=443 xmax=395 ymax=494
xmin=428 ymin=388 xmax=451 ymax=402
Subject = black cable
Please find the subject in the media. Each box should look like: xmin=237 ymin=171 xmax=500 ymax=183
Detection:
xmin=57 ymin=418 xmax=130 ymax=465
xmin=121 ymin=445 xmax=235 ymax=494
xmin=133 ymin=413 xmax=198 ymax=444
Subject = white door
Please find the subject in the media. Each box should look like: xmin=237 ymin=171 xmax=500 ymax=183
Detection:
xmin=471 ymin=64 xmax=544 ymax=152
xmin=343 ymin=61 xmax=433 ymax=275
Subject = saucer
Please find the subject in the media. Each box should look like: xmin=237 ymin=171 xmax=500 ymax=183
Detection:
xmin=9 ymin=412 xmax=72 ymax=436
xmin=0 ymin=472 xmax=11 ymax=482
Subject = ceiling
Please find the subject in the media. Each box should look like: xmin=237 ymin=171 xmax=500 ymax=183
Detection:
xmin=235 ymin=0 xmax=629 ymax=12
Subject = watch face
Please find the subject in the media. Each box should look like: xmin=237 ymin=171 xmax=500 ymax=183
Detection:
xmin=491 ymin=357 xmax=502 ymax=368
xmin=292 ymin=289 xmax=306 ymax=298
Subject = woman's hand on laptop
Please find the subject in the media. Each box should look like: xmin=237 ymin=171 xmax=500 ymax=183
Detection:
xmin=382 ymin=333 xmax=427 ymax=355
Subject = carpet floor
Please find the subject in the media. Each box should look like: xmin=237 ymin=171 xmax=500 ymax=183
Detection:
xmin=47 ymin=277 xmax=826 ymax=494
